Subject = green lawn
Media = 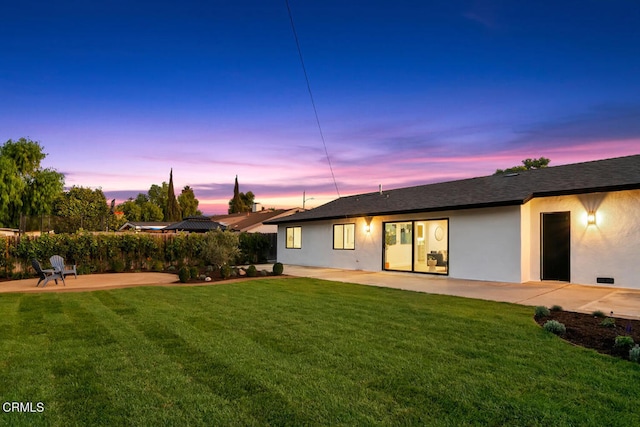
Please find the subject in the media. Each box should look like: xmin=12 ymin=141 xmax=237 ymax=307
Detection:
xmin=1 ymin=278 xmax=639 ymax=426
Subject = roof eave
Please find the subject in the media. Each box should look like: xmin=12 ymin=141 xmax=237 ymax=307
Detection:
xmin=269 ymin=199 xmax=525 ymax=224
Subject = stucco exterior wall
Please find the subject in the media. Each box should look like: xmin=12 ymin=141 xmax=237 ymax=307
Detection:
xmin=447 ymin=206 xmax=522 ymax=282
xmin=276 ymin=205 xmax=523 ymax=282
xmin=275 ymin=218 xmax=382 ymax=270
xmin=528 ymin=189 xmax=640 ymax=289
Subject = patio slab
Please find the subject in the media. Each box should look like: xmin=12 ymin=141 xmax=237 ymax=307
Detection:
xmin=0 ymin=272 xmax=178 ymax=293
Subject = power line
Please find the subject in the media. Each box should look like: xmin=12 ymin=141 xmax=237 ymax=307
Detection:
xmin=285 ymin=0 xmax=341 ymax=198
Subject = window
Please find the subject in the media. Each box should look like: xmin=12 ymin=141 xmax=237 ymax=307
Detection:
xmin=333 ymin=223 xmax=355 ymax=250
xmin=286 ymin=226 xmax=302 ymax=249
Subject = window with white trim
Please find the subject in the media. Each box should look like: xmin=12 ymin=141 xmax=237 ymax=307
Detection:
xmin=286 ymin=226 xmax=302 ymax=249
xmin=333 ymin=223 xmax=355 ymax=250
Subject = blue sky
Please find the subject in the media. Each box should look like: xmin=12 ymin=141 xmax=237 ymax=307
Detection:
xmin=2 ymin=1 xmax=639 ymax=213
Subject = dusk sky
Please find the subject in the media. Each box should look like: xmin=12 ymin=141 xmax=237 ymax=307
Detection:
xmin=2 ymin=1 xmax=639 ymax=214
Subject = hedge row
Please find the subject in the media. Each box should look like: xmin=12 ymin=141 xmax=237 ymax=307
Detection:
xmin=0 ymin=231 xmax=274 ymax=279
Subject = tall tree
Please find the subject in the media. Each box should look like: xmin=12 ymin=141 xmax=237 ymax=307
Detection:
xmin=0 ymin=138 xmax=64 ymax=227
xmin=117 ymin=197 xmax=163 ymax=222
xmin=178 ymin=185 xmax=202 ymax=217
xmin=148 ymin=182 xmax=168 ymax=218
xmin=228 ymin=176 xmax=254 ymax=214
xmin=165 ymin=169 xmax=182 ymax=222
xmin=53 ymin=186 xmax=109 ymax=232
xmin=494 ymin=157 xmax=550 ymax=175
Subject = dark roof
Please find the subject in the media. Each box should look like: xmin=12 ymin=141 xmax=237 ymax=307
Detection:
xmin=212 ymin=209 xmax=300 ymax=231
xmin=269 ymin=154 xmax=640 ymax=224
xmin=164 ymin=216 xmax=226 ymax=232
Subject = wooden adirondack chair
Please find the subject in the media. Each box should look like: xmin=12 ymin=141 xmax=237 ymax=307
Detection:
xmin=49 ymin=255 xmax=77 ymax=279
xmin=32 ymin=259 xmax=65 ymax=287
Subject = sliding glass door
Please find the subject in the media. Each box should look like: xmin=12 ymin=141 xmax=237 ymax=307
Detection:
xmin=384 ymin=219 xmax=448 ymax=275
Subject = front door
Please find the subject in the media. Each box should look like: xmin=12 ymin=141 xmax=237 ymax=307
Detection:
xmin=541 ymin=212 xmax=570 ymax=281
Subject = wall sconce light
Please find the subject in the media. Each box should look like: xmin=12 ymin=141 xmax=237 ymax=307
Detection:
xmin=364 ymin=216 xmax=372 ymax=233
xmin=587 ymin=211 xmax=596 ymax=226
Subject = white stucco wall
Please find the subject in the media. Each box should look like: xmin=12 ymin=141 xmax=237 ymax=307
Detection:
xmin=276 ymin=206 xmax=523 ymax=282
xmin=528 ymin=189 xmax=640 ymax=289
xmin=447 ymin=206 xmax=522 ymax=282
xmin=275 ymin=218 xmax=382 ymax=270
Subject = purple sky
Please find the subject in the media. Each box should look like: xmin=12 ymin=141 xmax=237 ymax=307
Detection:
xmin=2 ymin=1 xmax=639 ymax=214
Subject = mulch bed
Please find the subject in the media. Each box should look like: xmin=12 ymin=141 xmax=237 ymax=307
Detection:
xmin=536 ymin=311 xmax=640 ymax=360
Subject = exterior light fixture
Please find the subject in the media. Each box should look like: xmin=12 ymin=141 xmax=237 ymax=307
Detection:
xmin=587 ymin=211 xmax=596 ymax=225
xmin=364 ymin=216 xmax=373 ymax=233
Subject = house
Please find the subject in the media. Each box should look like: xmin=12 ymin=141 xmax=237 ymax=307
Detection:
xmin=163 ymin=216 xmax=226 ymax=233
xmin=211 ymin=208 xmax=302 ymax=233
xmin=267 ymin=154 xmax=640 ymax=289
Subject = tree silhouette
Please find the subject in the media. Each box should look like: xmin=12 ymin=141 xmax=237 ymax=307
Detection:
xmin=165 ymin=169 xmax=182 ymax=222
xmin=228 ymin=176 xmax=255 ymax=213
xmin=494 ymin=157 xmax=550 ymax=175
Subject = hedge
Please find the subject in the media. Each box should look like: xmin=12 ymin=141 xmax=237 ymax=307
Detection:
xmin=0 ymin=230 xmax=269 ymax=278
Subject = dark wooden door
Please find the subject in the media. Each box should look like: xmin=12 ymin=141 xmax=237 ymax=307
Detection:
xmin=541 ymin=212 xmax=570 ymax=281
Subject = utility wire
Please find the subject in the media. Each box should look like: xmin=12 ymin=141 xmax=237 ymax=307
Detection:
xmin=285 ymin=0 xmax=341 ymax=198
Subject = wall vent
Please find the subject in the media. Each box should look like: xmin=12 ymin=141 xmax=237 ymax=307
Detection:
xmin=596 ymin=277 xmax=615 ymax=284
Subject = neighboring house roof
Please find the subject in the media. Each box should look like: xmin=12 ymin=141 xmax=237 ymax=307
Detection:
xmin=164 ymin=216 xmax=226 ymax=232
xmin=212 ymin=209 xmax=302 ymax=232
xmin=268 ymin=154 xmax=640 ymax=224
xmin=119 ymin=222 xmax=173 ymax=231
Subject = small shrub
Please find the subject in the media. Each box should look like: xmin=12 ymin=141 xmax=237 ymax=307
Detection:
xmin=614 ymin=336 xmax=635 ymax=351
xmin=592 ymin=310 xmax=606 ymax=318
xmin=77 ymin=265 xmax=91 ymax=275
xmin=543 ymin=320 xmax=566 ymax=335
xmin=272 ymin=262 xmax=284 ymax=276
xmin=178 ymin=266 xmax=190 ymax=283
xmin=630 ymin=345 xmax=640 ymax=363
xmin=550 ymin=305 xmax=563 ymax=312
xmin=111 ymin=259 xmax=125 ymax=273
xmin=220 ymin=265 xmax=231 ymax=279
xmin=151 ymin=260 xmax=164 ymax=272
xmin=189 ymin=266 xmax=199 ymax=279
xmin=600 ymin=317 xmax=616 ymax=328
xmin=534 ymin=306 xmax=551 ymax=319
xmin=246 ymin=265 xmax=257 ymax=277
